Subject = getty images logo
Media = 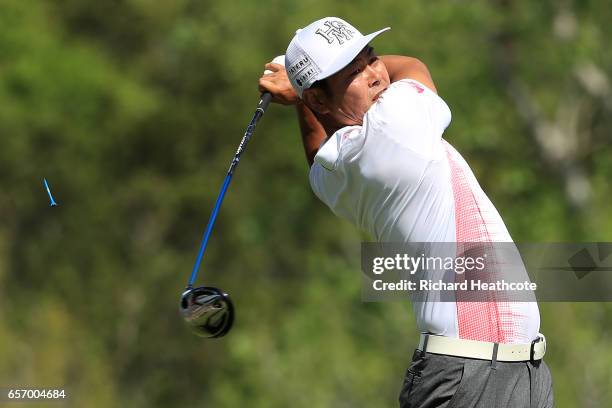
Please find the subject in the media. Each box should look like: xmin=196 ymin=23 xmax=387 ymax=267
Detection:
xmin=315 ymin=20 xmax=354 ymax=45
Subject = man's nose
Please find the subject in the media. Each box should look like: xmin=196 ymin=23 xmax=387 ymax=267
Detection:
xmin=365 ymin=65 xmax=380 ymax=88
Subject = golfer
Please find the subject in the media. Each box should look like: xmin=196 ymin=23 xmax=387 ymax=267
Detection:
xmin=259 ymin=17 xmax=553 ymax=407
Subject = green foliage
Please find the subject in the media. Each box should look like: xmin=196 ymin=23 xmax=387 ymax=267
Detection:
xmin=0 ymin=0 xmax=611 ymax=407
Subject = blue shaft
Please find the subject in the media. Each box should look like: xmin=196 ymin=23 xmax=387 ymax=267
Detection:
xmin=187 ymin=93 xmax=272 ymax=288
xmin=188 ymin=174 xmax=232 ymax=287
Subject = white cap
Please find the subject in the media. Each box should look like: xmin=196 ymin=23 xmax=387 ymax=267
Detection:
xmin=285 ymin=17 xmax=390 ymax=97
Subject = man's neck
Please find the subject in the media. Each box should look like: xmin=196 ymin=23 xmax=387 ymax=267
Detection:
xmin=318 ymin=113 xmax=349 ymax=138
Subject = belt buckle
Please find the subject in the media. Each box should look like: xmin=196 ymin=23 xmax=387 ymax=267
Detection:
xmin=530 ymin=335 xmax=543 ymax=362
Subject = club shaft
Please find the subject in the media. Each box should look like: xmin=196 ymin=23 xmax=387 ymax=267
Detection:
xmin=187 ymin=93 xmax=272 ymax=287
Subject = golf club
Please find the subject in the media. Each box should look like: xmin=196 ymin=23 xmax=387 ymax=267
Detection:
xmin=179 ymin=55 xmax=284 ymax=338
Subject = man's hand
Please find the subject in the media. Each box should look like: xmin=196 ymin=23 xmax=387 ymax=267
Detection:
xmin=258 ymin=61 xmax=300 ymax=105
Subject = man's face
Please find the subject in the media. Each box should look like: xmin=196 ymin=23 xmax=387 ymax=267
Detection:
xmin=310 ymin=46 xmax=390 ymax=127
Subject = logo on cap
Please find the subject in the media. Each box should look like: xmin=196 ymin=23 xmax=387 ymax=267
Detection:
xmin=288 ymin=54 xmax=319 ymax=88
xmin=315 ymin=20 xmax=354 ymax=45
xmin=295 ymin=67 xmax=317 ymax=87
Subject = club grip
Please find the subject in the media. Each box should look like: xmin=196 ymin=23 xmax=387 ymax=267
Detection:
xmin=257 ymin=92 xmax=273 ymax=114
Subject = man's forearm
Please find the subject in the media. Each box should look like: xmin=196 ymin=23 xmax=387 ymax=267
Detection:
xmin=381 ymin=55 xmax=437 ymax=93
xmin=295 ymin=100 xmax=327 ymax=167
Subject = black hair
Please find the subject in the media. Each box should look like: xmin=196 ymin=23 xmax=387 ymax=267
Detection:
xmin=309 ymin=78 xmax=330 ymax=96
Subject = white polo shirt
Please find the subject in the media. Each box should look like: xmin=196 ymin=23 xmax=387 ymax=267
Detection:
xmin=309 ymin=79 xmax=540 ymax=344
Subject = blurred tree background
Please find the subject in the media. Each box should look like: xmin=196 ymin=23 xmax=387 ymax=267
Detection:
xmin=1 ymin=0 xmax=611 ymax=407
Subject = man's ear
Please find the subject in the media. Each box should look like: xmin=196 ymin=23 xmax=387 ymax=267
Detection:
xmin=302 ymin=88 xmax=331 ymax=115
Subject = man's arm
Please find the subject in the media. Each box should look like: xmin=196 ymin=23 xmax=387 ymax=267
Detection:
xmin=258 ymin=55 xmax=436 ymax=167
xmin=295 ymin=101 xmax=326 ymax=167
xmin=380 ymin=55 xmax=437 ymax=94
xmin=259 ymin=61 xmax=326 ymax=167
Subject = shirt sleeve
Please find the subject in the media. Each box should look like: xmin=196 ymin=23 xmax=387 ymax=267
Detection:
xmin=308 ymin=161 xmax=327 ymax=203
xmin=308 ymin=126 xmax=362 ymax=206
xmin=365 ymin=78 xmax=452 ymax=159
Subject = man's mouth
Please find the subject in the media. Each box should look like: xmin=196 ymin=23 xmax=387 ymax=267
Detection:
xmin=372 ymin=87 xmax=388 ymax=102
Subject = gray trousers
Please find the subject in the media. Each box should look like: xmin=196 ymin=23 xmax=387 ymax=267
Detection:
xmin=399 ymin=349 xmax=554 ymax=408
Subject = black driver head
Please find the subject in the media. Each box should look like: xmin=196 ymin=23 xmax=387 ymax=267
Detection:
xmin=179 ymin=286 xmax=234 ymax=338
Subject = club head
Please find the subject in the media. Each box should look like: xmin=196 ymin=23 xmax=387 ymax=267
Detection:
xmin=179 ymin=286 xmax=234 ymax=338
